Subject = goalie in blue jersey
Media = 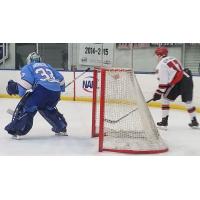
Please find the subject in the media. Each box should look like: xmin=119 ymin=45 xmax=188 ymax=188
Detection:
xmin=5 ymin=52 xmax=68 ymax=139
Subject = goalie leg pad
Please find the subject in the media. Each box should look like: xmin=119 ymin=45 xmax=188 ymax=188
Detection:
xmin=39 ymin=108 xmax=67 ymax=133
xmin=5 ymin=111 xmax=37 ymax=136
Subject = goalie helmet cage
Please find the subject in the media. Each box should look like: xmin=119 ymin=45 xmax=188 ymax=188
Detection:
xmin=91 ymin=67 xmax=168 ymax=154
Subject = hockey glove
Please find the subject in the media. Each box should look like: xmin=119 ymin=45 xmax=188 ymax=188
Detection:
xmin=60 ymin=83 xmax=66 ymax=92
xmin=6 ymin=80 xmax=19 ymax=95
xmin=153 ymin=91 xmax=162 ymax=101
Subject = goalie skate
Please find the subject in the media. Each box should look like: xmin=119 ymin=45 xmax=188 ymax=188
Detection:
xmin=55 ymin=131 xmax=68 ymax=136
xmin=11 ymin=135 xmax=21 ymax=140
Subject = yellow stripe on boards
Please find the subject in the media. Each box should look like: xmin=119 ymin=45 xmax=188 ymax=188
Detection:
xmin=1 ymin=94 xmax=200 ymax=113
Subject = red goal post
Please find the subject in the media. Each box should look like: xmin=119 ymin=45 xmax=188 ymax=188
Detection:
xmin=91 ymin=67 xmax=168 ymax=154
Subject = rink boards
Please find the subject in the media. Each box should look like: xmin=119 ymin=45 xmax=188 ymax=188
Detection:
xmin=0 ymin=70 xmax=199 ymax=112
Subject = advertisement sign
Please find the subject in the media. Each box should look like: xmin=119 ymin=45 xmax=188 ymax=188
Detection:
xmin=82 ymin=75 xmax=93 ymax=93
xmin=76 ymin=72 xmax=94 ymax=96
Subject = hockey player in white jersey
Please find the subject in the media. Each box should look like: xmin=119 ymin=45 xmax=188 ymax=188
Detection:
xmin=152 ymin=47 xmax=199 ymax=129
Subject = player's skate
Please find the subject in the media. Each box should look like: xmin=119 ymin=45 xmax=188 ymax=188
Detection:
xmin=157 ymin=116 xmax=168 ymax=130
xmin=188 ymin=117 xmax=199 ymax=129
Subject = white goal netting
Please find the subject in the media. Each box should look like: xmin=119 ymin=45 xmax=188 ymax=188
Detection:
xmin=92 ymin=67 xmax=168 ymax=154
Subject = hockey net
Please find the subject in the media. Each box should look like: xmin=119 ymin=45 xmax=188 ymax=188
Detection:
xmin=92 ymin=67 xmax=168 ymax=154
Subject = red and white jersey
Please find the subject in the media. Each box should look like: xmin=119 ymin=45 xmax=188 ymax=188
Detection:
xmin=155 ymin=56 xmax=183 ymax=93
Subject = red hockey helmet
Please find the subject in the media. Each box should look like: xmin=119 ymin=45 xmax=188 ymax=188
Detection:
xmin=155 ymin=47 xmax=168 ymax=57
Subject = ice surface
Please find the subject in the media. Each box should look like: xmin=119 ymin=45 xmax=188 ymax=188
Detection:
xmin=0 ymin=98 xmax=200 ymax=155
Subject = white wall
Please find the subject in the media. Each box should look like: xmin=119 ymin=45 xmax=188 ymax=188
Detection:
xmin=76 ymin=44 xmax=183 ymax=72
xmin=1 ymin=44 xmax=184 ymax=73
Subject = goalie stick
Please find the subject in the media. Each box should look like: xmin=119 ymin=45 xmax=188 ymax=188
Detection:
xmin=7 ymin=68 xmax=91 ymax=116
xmin=104 ymin=98 xmax=153 ymax=124
xmin=7 ymin=108 xmax=14 ymax=115
xmin=6 ymin=92 xmax=31 ymax=118
xmin=65 ymin=67 xmax=90 ymax=88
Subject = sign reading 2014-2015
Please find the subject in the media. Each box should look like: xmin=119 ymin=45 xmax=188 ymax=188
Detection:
xmin=79 ymin=43 xmax=113 ymax=67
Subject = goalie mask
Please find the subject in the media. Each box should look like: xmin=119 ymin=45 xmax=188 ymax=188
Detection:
xmin=26 ymin=52 xmax=41 ymax=64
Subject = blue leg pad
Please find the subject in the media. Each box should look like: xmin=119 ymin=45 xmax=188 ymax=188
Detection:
xmin=39 ymin=108 xmax=67 ymax=133
xmin=5 ymin=111 xmax=36 ymax=136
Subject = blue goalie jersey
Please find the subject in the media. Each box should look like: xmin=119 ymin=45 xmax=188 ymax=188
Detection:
xmin=18 ymin=62 xmax=65 ymax=96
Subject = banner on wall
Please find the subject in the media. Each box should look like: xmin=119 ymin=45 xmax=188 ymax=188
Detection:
xmin=79 ymin=43 xmax=113 ymax=67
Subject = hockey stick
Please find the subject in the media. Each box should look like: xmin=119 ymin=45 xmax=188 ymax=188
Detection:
xmin=6 ymin=92 xmax=31 ymax=118
xmin=7 ymin=108 xmax=14 ymax=115
xmin=65 ymin=67 xmax=90 ymax=88
xmin=104 ymin=98 xmax=153 ymax=124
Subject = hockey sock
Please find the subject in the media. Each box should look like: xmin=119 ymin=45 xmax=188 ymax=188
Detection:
xmin=185 ymin=102 xmax=196 ymax=120
xmin=162 ymin=104 xmax=170 ymax=118
xmin=161 ymin=98 xmax=170 ymax=118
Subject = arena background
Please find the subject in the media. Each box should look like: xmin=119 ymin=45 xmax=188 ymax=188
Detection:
xmin=0 ymin=43 xmax=200 ymax=112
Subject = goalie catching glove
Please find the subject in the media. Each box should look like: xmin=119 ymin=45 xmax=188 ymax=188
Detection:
xmin=6 ymin=80 xmax=19 ymax=95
